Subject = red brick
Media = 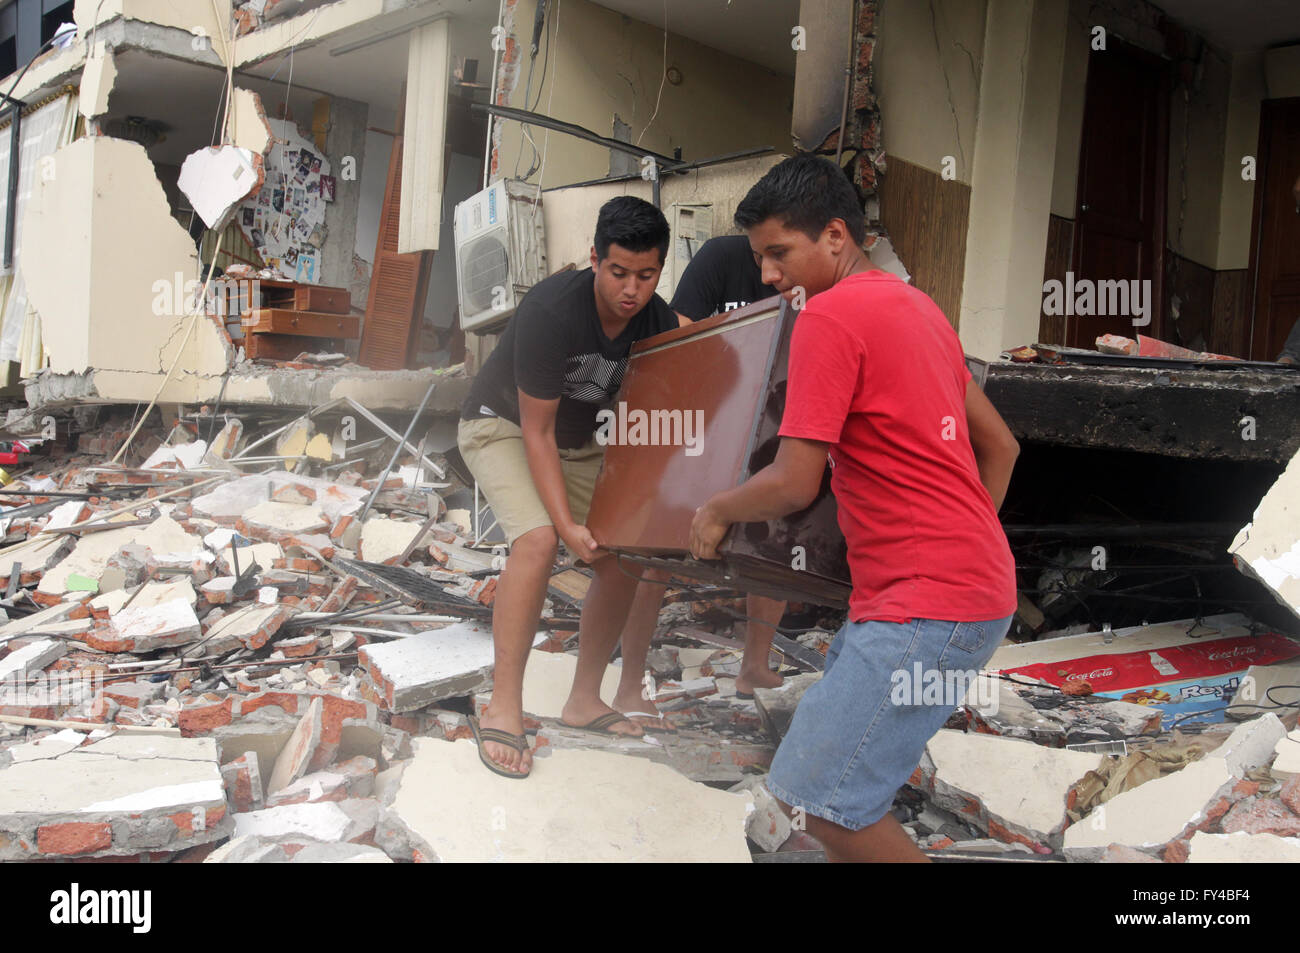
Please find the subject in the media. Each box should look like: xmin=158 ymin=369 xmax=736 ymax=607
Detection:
xmin=178 ymin=697 xmax=234 ymax=735
xmin=37 ymin=822 xmax=112 ymax=855
xmin=1221 ymin=797 xmax=1300 ymax=837
xmin=1163 ymin=839 xmax=1190 ymax=863
xmin=1280 ymin=776 xmax=1300 ymax=816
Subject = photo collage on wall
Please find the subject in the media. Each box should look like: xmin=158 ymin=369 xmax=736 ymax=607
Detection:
xmin=236 ymin=117 xmax=336 ymax=283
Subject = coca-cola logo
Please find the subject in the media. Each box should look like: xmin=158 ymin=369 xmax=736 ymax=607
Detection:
xmin=1207 ymin=646 xmax=1254 ymax=661
xmin=1066 ymin=667 xmax=1114 ymax=681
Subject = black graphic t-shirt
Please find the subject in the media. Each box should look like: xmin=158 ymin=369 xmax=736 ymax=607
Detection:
xmin=462 ymin=267 xmax=678 ymax=449
xmin=669 ymin=234 xmax=778 ymax=319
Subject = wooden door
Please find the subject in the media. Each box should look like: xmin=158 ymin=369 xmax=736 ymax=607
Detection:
xmin=359 ymin=133 xmax=433 ymax=370
xmin=1246 ymin=98 xmax=1300 ymax=361
xmin=1067 ymin=41 xmax=1169 ymax=348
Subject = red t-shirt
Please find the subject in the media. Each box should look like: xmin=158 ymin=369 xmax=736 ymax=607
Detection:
xmin=778 ymin=270 xmax=1016 ymax=623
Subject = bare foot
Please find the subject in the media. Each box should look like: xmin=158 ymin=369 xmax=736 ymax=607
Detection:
xmin=736 ymin=665 xmax=784 ymax=696
xmin=478 ymin=702 xmax=533 ymax=775
xmin=560 ymin=695 xmax=644 ymax=737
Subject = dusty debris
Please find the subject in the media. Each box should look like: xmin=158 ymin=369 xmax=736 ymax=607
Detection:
xmin=0 ymin=408 xmax=1296 ymax=864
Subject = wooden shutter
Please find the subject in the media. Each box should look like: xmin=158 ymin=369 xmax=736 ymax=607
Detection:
xmin=359 ymin=134 xmax=433 ymax=369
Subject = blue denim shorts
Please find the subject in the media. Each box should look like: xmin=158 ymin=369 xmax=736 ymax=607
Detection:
xmin=765 ymin=614 xmax=1013 ymax=832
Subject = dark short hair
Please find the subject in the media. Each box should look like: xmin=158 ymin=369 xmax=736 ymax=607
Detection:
xmin=734 ymin=155 xmax=866 ymax=245
xmin=594 ymin=195 xmax=670 ymax=263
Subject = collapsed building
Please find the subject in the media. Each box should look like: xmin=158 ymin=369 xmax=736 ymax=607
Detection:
xmin=0 ymin=0 xmax=1296 ymax=862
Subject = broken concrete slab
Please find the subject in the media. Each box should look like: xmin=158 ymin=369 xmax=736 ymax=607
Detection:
xmin=1273 ymin=730 xmax=1300 ymax=779
xmin=358 ymin=517 xmax=424 ymax=565
xmin=0 ymin=638 xmax=68 ymax=682
xmin=237 ymin=501 xmax=329 ymax=542
xmin=102 ymin=598 xmax=201 ymax=652
xmin=1210 ymin=713 xmax=1288 ymax=777
xmin=518 ymin=650 xmax=624 ymax=720
xmin=6 ymin=728 xmax=86 ymax=762
xmin=0 ymin=733 xmax=229 ymax=859
xmin=730 ymin=776 xmax=791 ymax=852
xmin=267 ymin=696 xmax=323 ymax=795
xmin=754 ymin=672 xmax=822 ymax=743
xmin=0 ymin=535 xmax=74 ymax=589
xmin=360 ymin=622 xmax=502 ymax=712
xmin=1230 ymin=449 xmax=1300 ymax=623
xmin=178 ymin=145 xmax=263 ymax=230
xmin=377 ymin=737 xmax=752 ymax=862
xmin=0 ymin=603 xmax=81 ymax=645
xmin=220 ymin=751 xmax=264 ymax=814
xmin=1187 ymin=830 xmax=1300 ymax=862
xmin=203 ymin=834 xmax=288 ymax=863
xmin=913 ymin=730 xmax=1104 ymax=852
xmin=1062 ymin=756 xmax=1236 ymax=861
xmin=232 ymin=799 xmax=374 ymax=844
xmin=287 ymin=840 xmax=391 ymax=863
xmin=200 ymin=603 xmax=292 ymax=653
xmin=37 ymin=514 xmax=203 ymax=598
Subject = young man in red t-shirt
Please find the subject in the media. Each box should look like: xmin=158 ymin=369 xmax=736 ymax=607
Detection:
xmin=689 ymin=155 xmax=1020 ymax=862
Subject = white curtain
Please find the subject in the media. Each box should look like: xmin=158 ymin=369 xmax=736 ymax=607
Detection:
xmin=0 ymin=91 xmax=79 ymax=367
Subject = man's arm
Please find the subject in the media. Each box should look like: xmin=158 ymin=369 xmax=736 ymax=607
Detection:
xmin=518 ymin=390 xmax=600 ymax=562
xmin=965 ymin=379 xmax=1019 ymax=511
xmin=675 ymin=311 xmax=692 ymax=327
xmin=689 ymin=436 xmax=829 ymax=560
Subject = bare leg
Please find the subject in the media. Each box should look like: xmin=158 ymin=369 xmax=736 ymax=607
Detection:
xmin=613 ymin=568 xmax=673 ymax=721
xmin=736 ymin=594 xmax=787 ymax=695
xmin=479 ymin=526 xmax=557 ymax=774
xmin=775 ymin=797 xmax=928 ymax=863
xmin=560 ymin=553 xmax=644 ymax=736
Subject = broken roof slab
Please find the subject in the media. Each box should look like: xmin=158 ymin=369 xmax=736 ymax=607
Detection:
xmin=984 ymin=363 xmax=1300 ymax=463
xmin=233 ymin=0 xmax=494 ymax=102
xmin=26 ymin=364 xmax=470 ymax=414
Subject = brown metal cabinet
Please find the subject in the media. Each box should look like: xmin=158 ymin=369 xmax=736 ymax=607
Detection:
xmin=585 ymin=296 xmax=851 ymax=608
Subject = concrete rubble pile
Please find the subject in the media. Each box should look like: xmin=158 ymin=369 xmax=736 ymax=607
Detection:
xmin=0 ymin=407 xmax=823 ymax=863
xmin=2 ymin=406 xmax=1298 ymax=863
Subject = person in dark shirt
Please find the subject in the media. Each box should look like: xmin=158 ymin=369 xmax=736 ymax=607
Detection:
xmin=457 ymin=196 xmax=678 ymax=777
xmin=607 ymin=235 xmax=792 ymax=724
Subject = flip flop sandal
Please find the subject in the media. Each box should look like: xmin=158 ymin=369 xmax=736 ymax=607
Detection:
xmin=619 ymin=710 xmax=678 ymax=733
xmin=470 ymin=716 xmax=532 ymax=779
xmin=559 ymin=711 xmax=644 ymax=737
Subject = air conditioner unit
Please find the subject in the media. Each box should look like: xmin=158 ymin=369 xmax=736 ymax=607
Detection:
xmin=454 ymin=179 xmax=547 ymax=334
xmin=658 ymin=203 xmax=713 ymax=303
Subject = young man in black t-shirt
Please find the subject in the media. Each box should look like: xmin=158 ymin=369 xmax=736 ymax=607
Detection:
xmin=457 ymin=196 xmax=678 ymax=778
xmin=608 ymin=235 xmax=791 ymax=725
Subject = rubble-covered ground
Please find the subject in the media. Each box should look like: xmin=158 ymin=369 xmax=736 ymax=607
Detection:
xmin=0 ymin=405 xmax=1297 ymax=863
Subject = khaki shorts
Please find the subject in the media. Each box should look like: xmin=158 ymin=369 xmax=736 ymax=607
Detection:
xmin=457 ymin=416 xmax=605 ymax=545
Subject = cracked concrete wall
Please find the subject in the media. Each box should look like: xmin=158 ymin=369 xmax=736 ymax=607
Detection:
xmin=876 ymin=0 xmax=984 ymax=183
xmin=492 ymin=0 xmax=794 ymax=190
xmin=21 ymin=136 xmax=232 ymax=400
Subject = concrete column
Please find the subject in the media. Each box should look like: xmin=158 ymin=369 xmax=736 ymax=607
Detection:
xmin=958 ymin=0 xmax=1068 ymax=359
xmin=323 ymin=95 xmax=368 ymax=290
xmin=400 ymin=18 xmax=451 ymax=253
